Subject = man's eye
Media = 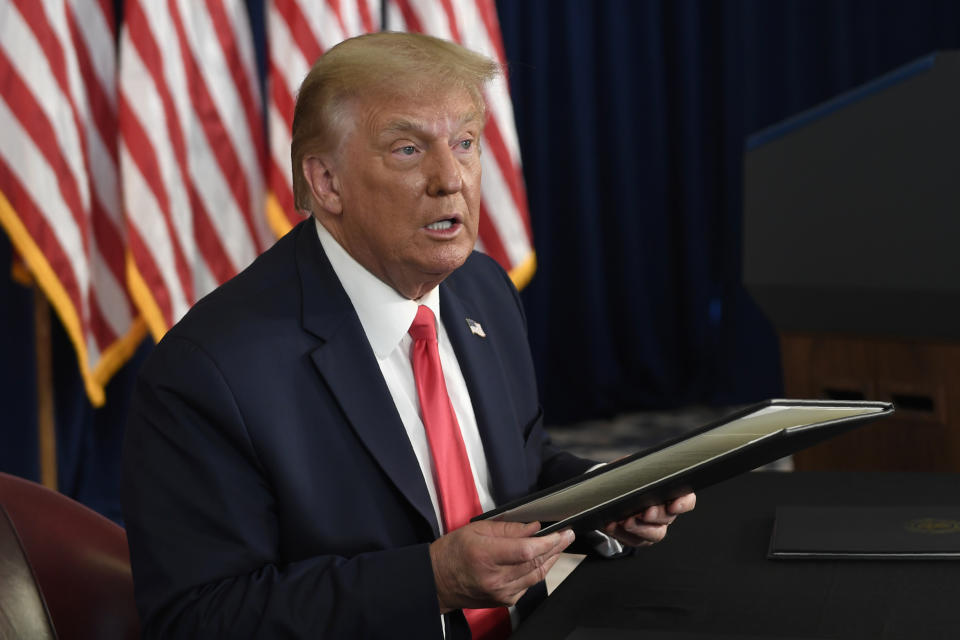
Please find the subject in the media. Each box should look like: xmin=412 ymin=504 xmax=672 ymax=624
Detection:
xmin=459 ymin=140 xmax=473 ymax=150
xmin=398 ymin=145 xmax=416 ymax=156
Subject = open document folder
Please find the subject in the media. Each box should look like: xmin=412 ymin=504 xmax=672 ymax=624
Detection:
xmin=475 ymin=400 xmax=894 ymax=535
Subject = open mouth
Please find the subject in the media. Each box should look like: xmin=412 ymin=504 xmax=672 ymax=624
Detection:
xmin=425 ymin=218 xmax=457 ymax=231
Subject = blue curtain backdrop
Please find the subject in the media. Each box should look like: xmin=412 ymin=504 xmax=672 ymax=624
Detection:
xmin=497 ymin=0 xmax=960 ymax=422
xmin=2 ymin=0 xmax=960 ymax=520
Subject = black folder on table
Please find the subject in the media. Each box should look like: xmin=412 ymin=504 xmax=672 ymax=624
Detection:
xmin=768 ymin=506 xmax=960 ymax=559
xmin=474 ymin=399 xmax=894 ymax=535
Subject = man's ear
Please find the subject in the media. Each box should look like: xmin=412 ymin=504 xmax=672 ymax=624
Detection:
xmin=303 ymin=155 xmax=342 ymax=215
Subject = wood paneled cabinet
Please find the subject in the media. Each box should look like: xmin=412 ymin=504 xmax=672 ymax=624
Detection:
xmin=781 ymin=333 xmax=960 ymax=471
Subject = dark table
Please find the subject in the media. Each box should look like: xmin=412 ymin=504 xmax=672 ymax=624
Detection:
xmin=514 ymin=472 xmax=960 ymax=640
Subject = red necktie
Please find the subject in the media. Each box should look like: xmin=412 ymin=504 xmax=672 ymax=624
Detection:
xmin=408 ymin=305 xmax=511 ymax=640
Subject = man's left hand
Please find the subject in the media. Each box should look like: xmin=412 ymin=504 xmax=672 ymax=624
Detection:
xmin=603 ymin=493 xmax=696 ymax=547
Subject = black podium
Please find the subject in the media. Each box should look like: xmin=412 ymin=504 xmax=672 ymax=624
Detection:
xmin=743 ymin=51 xmax=960 ymax=339
xmin=742 ymin=52 xmax=960 ymax=471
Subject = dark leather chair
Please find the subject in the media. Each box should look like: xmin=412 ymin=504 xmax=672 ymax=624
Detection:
xmin=0 ymin=505 xmax=56 ymax=639
xmin=0 ymin=472 xmax=140 ymax=640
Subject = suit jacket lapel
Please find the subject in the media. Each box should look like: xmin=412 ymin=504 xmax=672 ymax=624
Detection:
xmin=441 ymin=283 xmax=528 ymax=506
xmin=294 ymin=223 xmax=439 ymax=535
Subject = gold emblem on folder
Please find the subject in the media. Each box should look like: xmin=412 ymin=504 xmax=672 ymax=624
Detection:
xmin=905 ymin=518 xmax=960 ymax=534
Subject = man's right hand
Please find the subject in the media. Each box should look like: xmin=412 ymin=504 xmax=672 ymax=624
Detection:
xmin=429 ymin=520 xmax=575 ymax=613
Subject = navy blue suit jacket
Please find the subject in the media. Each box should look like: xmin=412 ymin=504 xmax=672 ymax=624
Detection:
xmin=122 ymin=220 xmax=594 ymax=638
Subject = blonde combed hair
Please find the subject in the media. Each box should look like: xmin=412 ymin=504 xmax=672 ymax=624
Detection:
xmin=291 ymin=31 xmax=501 ymax=212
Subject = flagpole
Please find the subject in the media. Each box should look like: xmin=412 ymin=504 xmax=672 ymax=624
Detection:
xmin=380 ymin=0 xmax=388 ymax=30
xmin=34 ymin=284 xmax=57 ymax=490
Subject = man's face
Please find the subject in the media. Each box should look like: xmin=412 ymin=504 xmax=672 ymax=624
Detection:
xmin=327 ymin=87 xmax=484 ymax=299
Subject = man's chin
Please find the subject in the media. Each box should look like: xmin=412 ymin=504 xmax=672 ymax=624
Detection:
xmin=429 ymin=247 xmax=473 ymax=275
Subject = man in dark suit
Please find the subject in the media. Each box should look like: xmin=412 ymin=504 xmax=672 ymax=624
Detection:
xmin=122 ymin=32 xmax=694 ymax=639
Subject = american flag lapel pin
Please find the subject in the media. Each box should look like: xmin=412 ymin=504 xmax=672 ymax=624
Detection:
xmin=465 ymin=318 xmax=486 ymax=338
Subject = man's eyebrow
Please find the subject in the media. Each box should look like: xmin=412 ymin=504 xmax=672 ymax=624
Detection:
xmin=380 ymin=119 xmax=422 ymax=135
xmin=379 ymin=112 xmax=484 ymax=137
xmin=456 ymin=111 xmax=484 ymax=128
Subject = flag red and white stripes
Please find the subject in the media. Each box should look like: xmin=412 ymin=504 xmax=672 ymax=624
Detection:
xmin=265 ymin=0 xmax=381 ymax=237
xmin=1 ymin=0 xmax=534 ymax=405
xmin=266 ymin=0 xmax=536 ymax=287
xmin=0 ymin=0 xmax=144 ymax=407
xmin=120 ymin=0 xmax=272 ymax=341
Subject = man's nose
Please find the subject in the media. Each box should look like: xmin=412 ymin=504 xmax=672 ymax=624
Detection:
xmin=425 ymin=146 xmax=463 ymax=196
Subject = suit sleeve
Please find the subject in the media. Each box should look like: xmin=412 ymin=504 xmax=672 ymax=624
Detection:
xmin=122 ymin=336 xmax=444 ymax=639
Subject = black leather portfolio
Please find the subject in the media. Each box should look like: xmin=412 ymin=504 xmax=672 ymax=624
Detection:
xmin=768 ymin=505 xmax=960 ymax=559
xmin=475 ymin=399 xmax=893 ymax=535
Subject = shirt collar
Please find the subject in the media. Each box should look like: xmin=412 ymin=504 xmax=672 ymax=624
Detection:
xmin=315 ymin=217 xmax=440 ymax=359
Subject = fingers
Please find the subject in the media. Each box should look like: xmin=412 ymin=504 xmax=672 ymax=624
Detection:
xmin=485 ymin=526 xmax=573 ymax=566
xmin=667 ymin=492 xmax=696 ymax=515
xmin=485 ymin=519 xmax=543 ymax=539
xmin=478 ymin=528 xmax=573 ymax=605
xmin=639 ymin=504 xmax=677 ymax=525
xmin=431 ymin=521 xmax=576 ymax=612
xmin=493 ymin=529 xmax=574 ymax=584
xmin=602 ymin=493 xmax=697 ymax=548
xmin=627 ymin=516 xmax=668 ymax=542
xmin=498 ymin=547 xmax=565 ymax=600
xmin=626 ymin=493 xmax=697 ymax=526
xmin=603 ymin=517 xmax=668 ymax=546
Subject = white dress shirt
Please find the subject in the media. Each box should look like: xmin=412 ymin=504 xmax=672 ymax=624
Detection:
xmin=314 ymin=219 xmax=621 ymax=631
xmin=314 ymin=218 xmax=496 ymax=533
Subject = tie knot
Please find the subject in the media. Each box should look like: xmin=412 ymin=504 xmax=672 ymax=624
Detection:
xmin=408 ymin=305 xmax=437 ymax=342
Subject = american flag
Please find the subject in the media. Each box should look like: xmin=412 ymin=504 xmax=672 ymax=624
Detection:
xmin=265 ymin=0 xmax=381 ymax=238
xmin=0 ymin=0 xmax=144 ymax=407
xmin=267 ymin=0 xmax=536 ymax=288
xmin=119 ymin=0 xmax=273 ymax=342
xmin=1 ymin=0 xmax=533 ymax=406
